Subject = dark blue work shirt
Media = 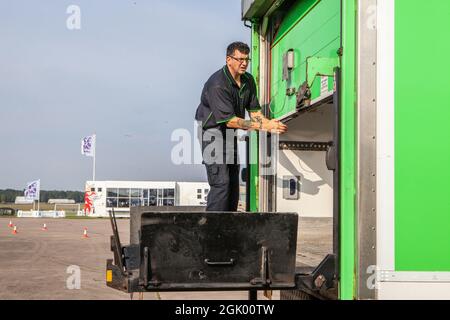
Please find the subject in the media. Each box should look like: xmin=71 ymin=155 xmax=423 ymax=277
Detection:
xmin=195 ymin=66 xmax=261 ymax=130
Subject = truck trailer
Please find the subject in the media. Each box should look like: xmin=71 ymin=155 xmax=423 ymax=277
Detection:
xmin=242 ymin=0 xmax=450 ymax=299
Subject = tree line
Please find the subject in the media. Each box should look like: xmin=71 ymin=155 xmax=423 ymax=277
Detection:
xmin=0 ymin=189 xmax=84 ymax=204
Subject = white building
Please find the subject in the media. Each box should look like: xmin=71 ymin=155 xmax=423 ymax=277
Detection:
xmin=48 ymin=199 xmax=76 ymax=204
xmin=84 ymin=181 xmax=209 ymax=217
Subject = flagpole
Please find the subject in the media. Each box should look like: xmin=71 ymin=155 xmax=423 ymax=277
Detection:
xmin=37 ymin=180 xmax=40 ymax=213
xmin=93 ymin=134 xmax=96 ymax=182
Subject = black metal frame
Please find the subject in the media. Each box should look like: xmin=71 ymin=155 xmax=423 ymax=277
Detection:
xmin=107 ymin=210 xmax=299 ymax=297
xmin=244 ymin=135 xmax=258 ymax=301
xmin=279 ymin=141 xmax=332 ymax=152
xmin=294 ymin=255 xmax=338 ymax=300
xmin=332 ymin=67 xmax=341 ymax=283
xmin=109 ymin=209 xmax=125 ymax=275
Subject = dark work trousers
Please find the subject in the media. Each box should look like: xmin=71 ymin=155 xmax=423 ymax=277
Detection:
xmin=205 ymin=163 xmax=240 ymax=211
xmin=201 ymin=128 xmax=240 ymax=212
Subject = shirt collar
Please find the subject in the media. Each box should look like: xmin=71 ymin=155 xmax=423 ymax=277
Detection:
xmin=223 ymin=65 xmax=248 ymax=89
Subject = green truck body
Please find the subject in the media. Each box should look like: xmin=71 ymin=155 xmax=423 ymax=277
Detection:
xmin=242 ymin=0 xmax=450 ymax=299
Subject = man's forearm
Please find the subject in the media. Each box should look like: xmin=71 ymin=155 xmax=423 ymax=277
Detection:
xmin=226 ymin=117 xmax=262 ymax=130
xmin=226 ymin=111 xmax=288 ymax=134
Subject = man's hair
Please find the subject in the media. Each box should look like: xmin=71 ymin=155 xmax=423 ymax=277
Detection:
xmin=227 ymin=42 xmax=250 ymax=57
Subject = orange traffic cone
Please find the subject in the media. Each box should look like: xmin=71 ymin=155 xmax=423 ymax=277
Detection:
xmin=41 ymin=223 xmax=48 ymax=231
xmin=12 ymin=225 xmax=18 ymax=235
xmin=82 ymin=227 xmax=89 ymax=238
xmin=8 ymin=220 xmax=13 ymax=228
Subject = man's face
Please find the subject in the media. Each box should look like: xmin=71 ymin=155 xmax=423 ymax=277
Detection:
xmin=226 ymin=49 xmax=250 ymax=76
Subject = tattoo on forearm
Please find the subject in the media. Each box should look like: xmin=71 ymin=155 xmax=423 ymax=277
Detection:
xmin=252 ymin=116 xmax=263 ymax=128
xmin=237 ymin=119 xmax=254 ymax=129
xmin=250 ymin=115 xmax=264 ymax=130
xmin=236 ymin=115 xmax=265 ymax=130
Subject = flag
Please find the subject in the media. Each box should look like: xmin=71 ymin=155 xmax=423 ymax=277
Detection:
xmin=24 ymin=180 xmax=40 ymax=201
xmin=81 ymin=134 xmax=96 ymax=157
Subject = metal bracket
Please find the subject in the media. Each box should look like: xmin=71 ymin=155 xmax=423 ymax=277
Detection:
xmin=109 ymin=208 xmax=126 ymax=275
xmin=279 ymin=141 xmax=332 ymax=152
xmin=140 ymin=246 xmax=162 ymax=288
xmin=296 ymin=81 xmax=312 ymax=109
xmin=378 ymin=271 xmax=450 ymax=283
xmin=250 ymin=246 xmax=272 ymax=286
xmin=295 ymin=254 xmax=338 ymax=300
xmin=106 ymin=259 xmax=129 ymax=293
xmin=306 ymin=56 xmax=340 ymax=88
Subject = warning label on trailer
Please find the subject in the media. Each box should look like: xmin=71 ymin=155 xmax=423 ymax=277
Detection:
xmin=321 ymin=76 xmax=329 ymax=96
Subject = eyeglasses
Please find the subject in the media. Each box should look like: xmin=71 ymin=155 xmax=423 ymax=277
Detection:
xmin=228 ymin=56 xmax=251 ymax=64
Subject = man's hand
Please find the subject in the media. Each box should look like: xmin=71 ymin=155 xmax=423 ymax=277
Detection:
xmin=264 ymin=119 xmax=288 ymax=134
xmin=250 ymin=111 xmax=288 ymax=134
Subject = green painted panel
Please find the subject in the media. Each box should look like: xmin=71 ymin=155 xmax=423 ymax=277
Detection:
xmin=340 ymin=0 xmax=356 ymax=300
xmin=272 ymin=0 xmax=320 ymax=46
xmin=250 ymin=23 xmax=260 ymax=212
xmin=270 ymin=0 xmax=340 ymax=118
xmin=395 ymin=0 xmax=450 ymax=271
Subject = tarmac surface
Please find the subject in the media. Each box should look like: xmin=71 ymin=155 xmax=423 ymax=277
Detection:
xmin=0 ymin=217 xmax=331 ymax=300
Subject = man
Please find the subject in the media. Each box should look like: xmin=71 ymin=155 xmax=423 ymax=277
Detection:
xmin=195 ymin=42 xmax=287 ymax=212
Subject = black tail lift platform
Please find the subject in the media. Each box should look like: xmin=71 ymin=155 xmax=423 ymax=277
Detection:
xmin=107 ymin=208 xmax=298 ymax=293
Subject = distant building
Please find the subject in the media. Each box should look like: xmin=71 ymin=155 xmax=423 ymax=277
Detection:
xmin=84 ymin=181 xmax=209 ymax=217
xmin=15 ymin=196 xmax=33 ymax=205
xmin=48 ymin=199 xmax=76 ymax=204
